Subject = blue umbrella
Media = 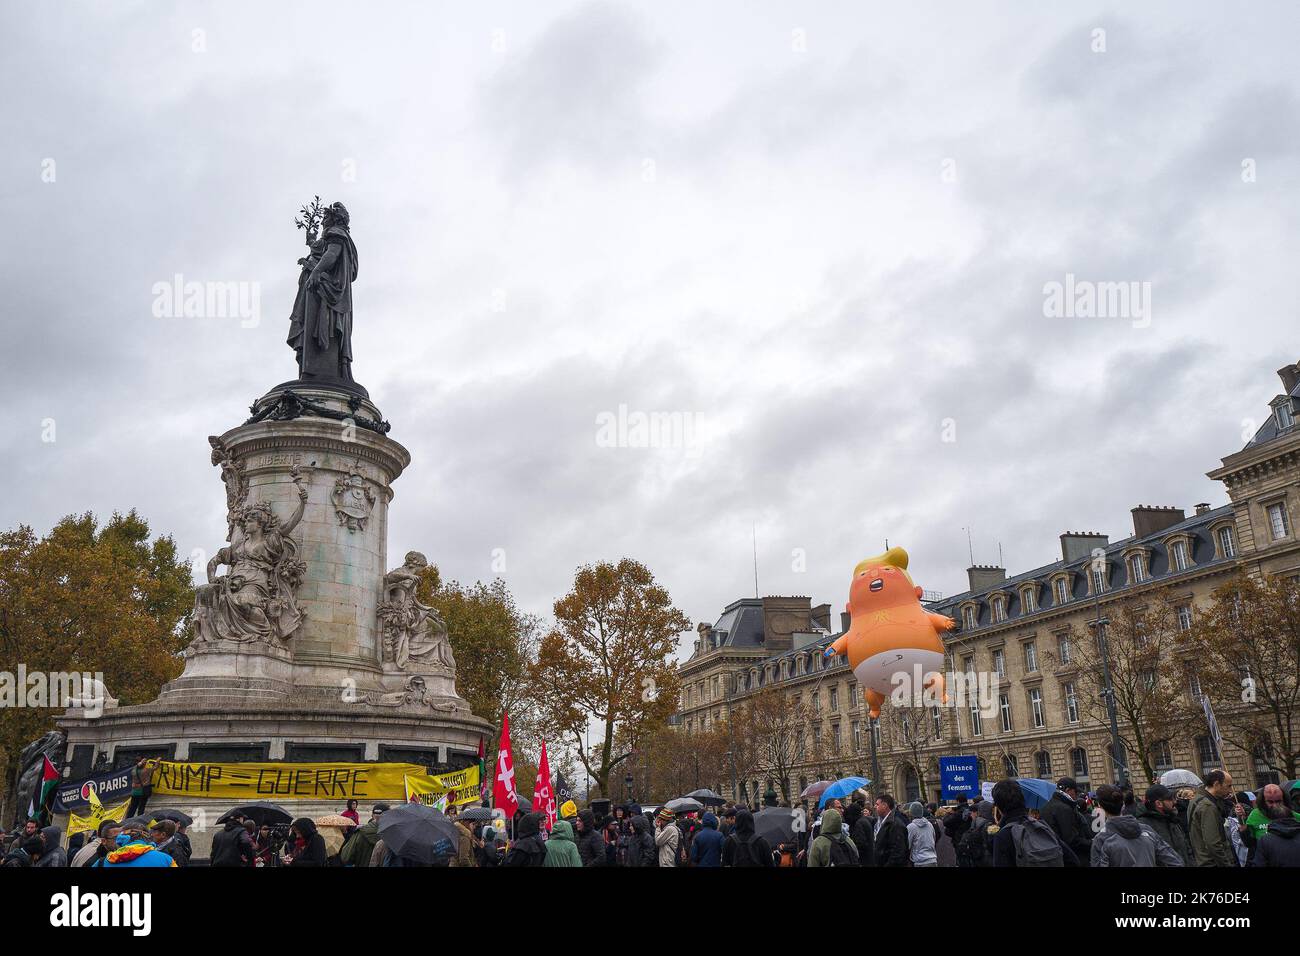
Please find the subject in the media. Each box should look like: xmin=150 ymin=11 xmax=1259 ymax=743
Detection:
xmin=816 ymin=776 xmax=872 ymax=809
xmin=1016 ymin=778 xmax=1057 ymax=810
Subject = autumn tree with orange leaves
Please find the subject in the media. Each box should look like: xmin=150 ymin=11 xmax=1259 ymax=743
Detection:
xmin=0 ymin=512 xmax=194 ymax=818
xmin=531 ymin=559 xmax=688 ymax=799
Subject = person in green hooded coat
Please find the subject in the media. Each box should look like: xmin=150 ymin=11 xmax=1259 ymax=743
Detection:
xmin=543 ymin=819 xmax=583 ymax=867
xmin=808 ymin=808 xmax=859 ymax=867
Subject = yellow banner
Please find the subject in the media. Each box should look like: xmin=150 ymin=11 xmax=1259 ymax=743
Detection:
xmin=403 ymin=766 xmax=481 ymax=809
xmin=152 ymin=762 xmax=430 ymax=801
xmin=68 ymin=798 xmax=131 ymax=837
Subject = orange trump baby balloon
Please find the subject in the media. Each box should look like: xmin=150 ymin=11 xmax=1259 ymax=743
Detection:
xmin=823 ymin=547 xmax=955 ymax=718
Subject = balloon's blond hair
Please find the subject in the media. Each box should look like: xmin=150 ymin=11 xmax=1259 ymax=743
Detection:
xmin=852 ymin=546 xmax=914 ymax=584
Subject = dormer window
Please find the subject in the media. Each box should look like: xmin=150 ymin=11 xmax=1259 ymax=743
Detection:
xmin=1020 ymin=585 xmax=1038 ymax=614
xmin=961 ymin=605 xmax=977 ymax=630
xmin=991 ymin=595 xmax=1007 ymax=623
xmin=1276 ymin=400 xmax=1295 ymax=431
xmin=1053 ymin=576 xmax=1070 ymax=605
xmin=1090 ymin=565 xmax=1108 ymax=595
xmin=1214 ymin=523 xmax=1237 ymax=559
xmin=1126 ymin=553 xmax=1147 ymax=584
xmin=1166 ymin=536 xmax=1192 ymax=572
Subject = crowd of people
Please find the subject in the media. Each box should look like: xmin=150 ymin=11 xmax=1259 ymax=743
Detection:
xmin=4 ymin=768 xmax=1298 ymax=867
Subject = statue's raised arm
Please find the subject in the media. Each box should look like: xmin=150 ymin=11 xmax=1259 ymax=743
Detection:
xmin=280 ymin=467 xmax=309 ymax=535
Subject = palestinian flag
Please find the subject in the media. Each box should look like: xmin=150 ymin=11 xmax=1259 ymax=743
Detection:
xmin=28 ymin=756 xmax=59 ymax=823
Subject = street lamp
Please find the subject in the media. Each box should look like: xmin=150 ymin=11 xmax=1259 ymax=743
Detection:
xmin=624 ymin=773 xmax=634 ymax=803
xmin=1091 ymin=583 xmax=1129 ymax=788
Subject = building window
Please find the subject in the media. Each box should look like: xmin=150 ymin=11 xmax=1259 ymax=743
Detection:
xmin=999 ymin=694 xmax=1012 ymax=733
xmin=963 ymin=655 xmax=975 ymax=675
xmin=1022 ymin=587 xmax=1038 ymax=613
xmin=852 ymin=721 xmax=862 ymax=752
xmin=1054 ymin=577 xmax=1070 ymax=605
xmin=1071 ymin=747 xmax=1090 ymax=782
xmin=1188 ymin=671 xmax=1203 ymax=700
xmin=1057 ymin=634 xmax=1073 ymax=665
xmin=1196 ymin=735 xmax=1221 ymax=772
xmin=992 ymin=595 xmax=1007 ymax=623
xmin=1091 ymin=566 xmax=1107 ymax=594
xmin=932 ymin=706 xmax=943 ymax=739
xmin=829 ymin=686 xmax=839 ymax=711
xmin=1004 ymin=754 xmax=1019 ymax=778
xmin=969 ymin=704 xmax=983 ymax=738
xmin=1217 ymin=525 xmax=1237 ymax=559
xmin=1023 ymin=642 xmax=1038 ymax=673
xmin=1029 ymin=688 xmax=1045 ymax=728
xmin=1177 ymin=605 xmax=1193 ymax=632
xmin=1254 ymin=740 xmax=1281 ymax=789
xmin=1268 ymin=502 xmax=1290 ymax=540
xmin=962 ymin=606 xmax=976 ymax=630
xmin=1169 ymin=539 xmax=1190 ymax=572
xmin=870 ymin=717 xmax=881 ymax=749
xmin=993 ymin=648 xmax=1005 ymax=678
xmin=1278 ymin=402 xmax=1295 ymax=430
xmin=1151 ymin=740 xmax=1173 ymax=771
xmin=1127 ymin=554 xmax=1147 ymax=584
xmin=1036 ymin=751 xmax=1052 ymax=779
xmin=812 ymin=690 xmax=821 ymax=713
xmin=1063 ymin=682 xmax=1079 ymax=723
xmin=831 ymin=723 xmax=841 ymax=754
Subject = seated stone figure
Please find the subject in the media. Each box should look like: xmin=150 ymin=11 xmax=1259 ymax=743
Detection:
xmin=191 ymin=477 xmax=308 ymax=649
xmin=377 ymin=552 xmax=457 ymax=672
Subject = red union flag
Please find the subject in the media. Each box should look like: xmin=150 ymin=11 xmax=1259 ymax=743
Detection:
xmin=533 ymin=740 xmax=555 ymax=830
xmin=492 ymin=713 xmax=519 ymax=818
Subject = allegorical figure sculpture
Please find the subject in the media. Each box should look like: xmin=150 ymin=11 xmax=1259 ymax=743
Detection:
xmin=191 ymin=470 xmax=309 ymax=649
xmin=377 ymin=552 xmax=457 ymax=672
xmin=287 ymin=199 xmax=358 ymax=385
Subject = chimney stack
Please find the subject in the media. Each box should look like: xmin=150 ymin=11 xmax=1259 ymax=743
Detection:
xmin=1279 ymin=363 xmax=1300 ymax=394
xmin=966 ymin=565 xmax=1006 ymax=592
xmin=811 ymin=602 xmax=831 ymax=631
xmin=1060 ymin=532 xmax=1109 ymax=563
xmin=1195 ymin=502 xmax=1211 ymax=515
xmin=1131 ymin=505 xmax=1186 ymax=538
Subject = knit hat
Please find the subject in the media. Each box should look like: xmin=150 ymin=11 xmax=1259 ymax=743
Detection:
xmin=908 ymin=802 xmax=925 ymax=819
xmin=656 ymin=807 xmax=675 ymax=823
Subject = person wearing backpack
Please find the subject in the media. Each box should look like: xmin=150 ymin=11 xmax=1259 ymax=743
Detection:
xmin=990 ymin=779 xmax=1079 ymax=867
xmin=1091 ymin=784 xmax=1184 ymax=867
xmin=957 ymin=800 xmax=995 ymax=867
xmin=721 ymin=808 xmax=774 ymax=866
xmin=1040 ymin=777 xmax=1094 ymax=866
xmin=808 ymin=807 xmax=858 ymax=867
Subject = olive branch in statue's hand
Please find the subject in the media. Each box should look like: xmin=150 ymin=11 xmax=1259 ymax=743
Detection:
xmin=294 ymin=195 xmax=325 ymax=242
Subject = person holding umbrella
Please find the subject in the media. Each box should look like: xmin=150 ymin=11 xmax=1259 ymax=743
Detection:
xmin=210 ymin=812 xmax=255 ymax=867
xmin=721 ymin=808 xmax=773 ymax=867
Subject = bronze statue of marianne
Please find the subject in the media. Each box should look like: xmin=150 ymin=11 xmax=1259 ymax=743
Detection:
xmin=287 ymin=199 xmax=359 ymax=386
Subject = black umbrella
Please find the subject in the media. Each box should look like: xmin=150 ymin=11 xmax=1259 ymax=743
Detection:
xmin=378 ymin=804 xmax=461 ymax=863
xmin=686 ymin=788 xmax=726 ymax=806
xmin=754 ymin=807 xmax=797 ymax=845
xmin=148 ymin=808 xmax=194 ymax=827
xmin=216 ymin=801 xmax=292 ymax=827
xmin=117 ymin=815 xmax=153 ymax=830
xmin=459 ymin=806 xmax=494 ymax=822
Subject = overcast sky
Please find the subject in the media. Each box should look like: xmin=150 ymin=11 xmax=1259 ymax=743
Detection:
xmin=3 ymin=1 xmax=1298 ymax=657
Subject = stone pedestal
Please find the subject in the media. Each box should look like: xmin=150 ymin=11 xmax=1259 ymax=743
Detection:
xmin=61 ymin=380 xmax=490 ymax=793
